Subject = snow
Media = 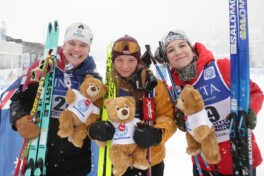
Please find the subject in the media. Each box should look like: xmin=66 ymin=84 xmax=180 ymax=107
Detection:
xmin=164 ymin=69 xmax=264 ymax=175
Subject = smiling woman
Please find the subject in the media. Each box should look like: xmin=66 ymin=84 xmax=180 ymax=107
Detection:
xmin=62 ymin=23 xmax=93 ymax=69
xmin=6 ymin=22 xmax=103 ymax=176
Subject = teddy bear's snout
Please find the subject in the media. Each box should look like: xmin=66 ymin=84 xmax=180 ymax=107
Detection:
xmin=87 ymin=86 xmax=100 ymax=97
xmin=122 ymin=109 xmax=128 ymax=116
xmin=116 ymin=107 xmax=130 ymax=120
xmin=91 ymin=86 xmax=97 ymax=92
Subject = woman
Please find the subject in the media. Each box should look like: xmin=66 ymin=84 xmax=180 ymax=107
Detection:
xmin=88 ymin=35 xmax=177 ymax=176
xmin=158 ymin=29 xmax=263 ymax=176
xmin=10 ymin=22 xmax=101 ymax=176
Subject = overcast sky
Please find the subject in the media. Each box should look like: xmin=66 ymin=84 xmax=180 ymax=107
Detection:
xmin=1 ymin=0 xmax=263 ymax=59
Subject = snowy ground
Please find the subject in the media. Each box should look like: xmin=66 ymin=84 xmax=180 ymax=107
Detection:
xmin=164 ymin=70 xmax=264 ymax=176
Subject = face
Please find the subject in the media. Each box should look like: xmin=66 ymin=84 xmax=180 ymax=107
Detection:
xmin=166 ymin=40 xmax=195 ymax=71
xmin=113 ymin=55 xmax=138 ymax=78
xmin=63 ymin=40 xmax=90 ymax=69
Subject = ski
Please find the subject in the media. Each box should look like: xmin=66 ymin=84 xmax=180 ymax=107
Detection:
xmin=14 ymin=22 xmax=53 ymax=176
xmin=229 ymin=0 xmax=253 ymax=175
xmin=90 ymin=140 xmax=99 ymax=176
xmin=97 ymin=43 xmax=115 ymax=176
xmin=23 ymin=21 xmax=59 ymax=176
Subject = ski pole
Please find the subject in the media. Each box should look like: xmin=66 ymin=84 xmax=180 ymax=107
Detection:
xmin=200 ymin=153 xmax=214 ymax=176
xmin=141 ymin=88 xmax=156 ymax=176
xmin=194 ymin=155 xmax=203 ymax=176
xmin=158 ymin=41 xmax=178 ymax=99
xmin=144 ymin=45 xmax=176 ymax=102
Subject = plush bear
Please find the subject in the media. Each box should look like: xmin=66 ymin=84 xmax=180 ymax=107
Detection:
xmin=103 ymin=96 xmax=150 ymax=176
xmin=57 ymin=75 xmax=107 ymax=148
xmin=176 ymin=84 xmax=221 ymax=164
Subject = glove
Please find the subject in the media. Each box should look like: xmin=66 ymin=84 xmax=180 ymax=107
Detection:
xmin=140 ymin=50 xmax=152 ymax=67
xmin=15 ymin=115 xmax=40 ymax=140
xmin=154 ymin=47 xmax=165 ymax=64
xmin=226 ymin=108 xmax=257 ymax=130
xmin=175 ymin=110 xmax=186 ymax=132
xmin=144 ymin=69 xmax=158 ymax=92
xmin=248 ymin=109 xmax=257 ymax=130
xmin=133 ymin=123 xmax=162 ymax=148
xmin=88 ymin=121 xmax=115 ymax=141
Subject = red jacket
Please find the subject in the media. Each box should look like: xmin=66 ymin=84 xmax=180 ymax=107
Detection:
xmin=171 ymin=42 xmax=263 ymax=175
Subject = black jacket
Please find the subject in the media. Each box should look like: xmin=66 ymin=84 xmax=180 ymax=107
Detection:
xmin=10 ymin=53 xmax=101 ymax=175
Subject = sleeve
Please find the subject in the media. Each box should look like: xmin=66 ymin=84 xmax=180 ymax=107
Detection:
xmin=9 ymin=83 xmax=38 ymax=130
xmin=217 ymin=59 xmax=264 ymax=114
xmin=153 ymin=79 xmax=177 ymax=144
xmin=217 ymin=59 xmax=231 ymax=88
xmin=249 ymin=80 xmax=264 ymax=114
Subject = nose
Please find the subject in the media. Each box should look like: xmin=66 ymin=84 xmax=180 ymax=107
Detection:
xmin=174 ymin=48 xmax=181 ymax=56
xmin=122 ymin=61 xmax=129 ymax=69
xmin=73 ymin=45 xmax=81 ymax=52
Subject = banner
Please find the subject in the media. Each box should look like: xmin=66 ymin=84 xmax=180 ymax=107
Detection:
xmin=0 ymin=90 xmax=23 ymax=175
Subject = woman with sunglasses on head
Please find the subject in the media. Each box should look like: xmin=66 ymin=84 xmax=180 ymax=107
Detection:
xmin=157 ymin=29 xmax=263 ymax=176
xmin=88 ymin=35 xmax=177 ymax=176
xmin=9 ymin=23 xmax=102 ymax=176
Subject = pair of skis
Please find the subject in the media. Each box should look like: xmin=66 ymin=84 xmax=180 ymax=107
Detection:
xmin=228 ymin=0 xmax=253 ymax=176
xmin=97 ymin=43 xmax=115 ymax=176
xmin=14 ymin=21 xmax=59 ymax=176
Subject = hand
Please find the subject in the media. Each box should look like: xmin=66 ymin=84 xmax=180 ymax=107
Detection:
xmin=133 ymin=123 xmax=162 ymax=148
xmin=248 ymin=109 xmax=257 ymax=130
xmin=88 ymin=121 xmax=115 ymax=141
xmin=226 ymin=109 xmax=257 ymax=130
xmin=175 ymin=110 xmax=186 ymax=132
xmin=15 ymin=115 xmax=40 ymax=139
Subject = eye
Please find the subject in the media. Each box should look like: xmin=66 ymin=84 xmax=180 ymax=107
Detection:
xmin=116 ymin=106 xmax=120 ymax=111
xmin=179 ymin=43 xmax=188 ymax=48
xmin=167 ymin=48 xmax=174 ymax=54
xmin=80 ymin=43 xmax=88 ymax=48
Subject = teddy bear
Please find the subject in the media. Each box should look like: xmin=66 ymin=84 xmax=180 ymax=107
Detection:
xmin=176 ymin=84 xmax=221 ymax=164
xmin=103 ymin=96 xmax=150 ymax=176
xmin=57 ymin=74 xmax=107 ymax=148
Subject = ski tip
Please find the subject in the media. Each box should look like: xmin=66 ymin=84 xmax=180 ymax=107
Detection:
xmin=48 ymin=23 xmax=52 ymax=33
xmin=54 ymin=21 xmax=59 ymax=32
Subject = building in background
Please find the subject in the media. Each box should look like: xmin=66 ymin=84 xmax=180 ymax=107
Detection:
xmin=0 ymin=21 xmax=44 ymax=91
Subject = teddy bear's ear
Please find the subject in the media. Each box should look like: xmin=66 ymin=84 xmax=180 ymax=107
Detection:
xmin=191 ymin=89 xmax=202 ymax=101
xmin=104 ymin=98 xmax=114 ymax=108
xmin=126 ymin=96 xmax=135 ymax=105
xmin=185 ymin=84 xmax=192 ymax=89
xmin=103 ymin=84 xmax=108 ymax=92
xmin=84 ymin=74 xmax=93 ymax=81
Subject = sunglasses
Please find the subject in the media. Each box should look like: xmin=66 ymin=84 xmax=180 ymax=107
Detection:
xmin=112 ymin=41 xmax=140 ymax=53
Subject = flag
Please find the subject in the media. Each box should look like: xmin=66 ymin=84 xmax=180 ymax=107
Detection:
xmin=0 ymin=76 xmax=99 ymax=176
xmin=0 ymin=77 xmax=24 ymax=175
